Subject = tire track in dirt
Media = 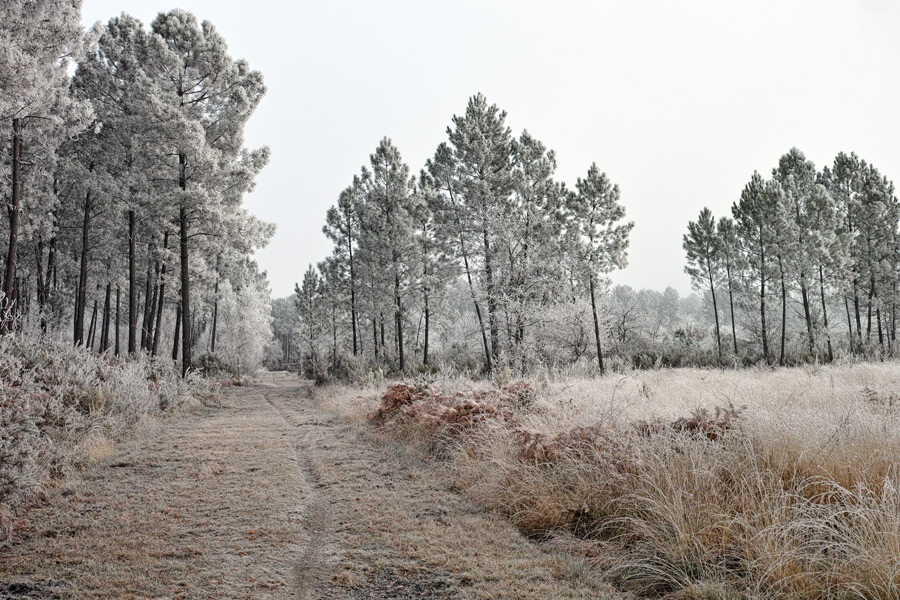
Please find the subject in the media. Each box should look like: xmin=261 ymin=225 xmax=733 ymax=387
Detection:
xmin=258 ymin=372 xmax=334 ymax=599
xmin=0 ymin=372 xmax=619 ymax=599
xmin=257 ymin=372 xmax=621 ymax=600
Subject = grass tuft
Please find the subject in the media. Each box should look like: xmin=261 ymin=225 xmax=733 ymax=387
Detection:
xmin=322 ymin=362 xmax=900 ymax=598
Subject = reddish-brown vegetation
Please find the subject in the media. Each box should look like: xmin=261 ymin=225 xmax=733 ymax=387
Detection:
xmin=367 ymin=382 xmax=536 ymax=429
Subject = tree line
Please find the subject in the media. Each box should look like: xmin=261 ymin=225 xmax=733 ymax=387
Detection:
xmin=685 ymin=148 xmax=899 ymax=364
xmin=1 ymin=2 xmax=273 ymax=374
xmin=294 ymin=93 xmax=634 ymax=378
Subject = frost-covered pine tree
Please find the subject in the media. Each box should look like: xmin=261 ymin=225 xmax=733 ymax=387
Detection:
xmin=442 ymin=94 xmax=516 ymax=369
xmin=853 ymin=164 xmax=899 ymax=347
xmin=426 ymin=142 xmax=492 ymax=371
xmin=411 ymin=171 xmax=456 ymax=366
xmin=565 ymin=164 xmax=634 ymax=373
xmin=716 ymin=216 xmax=741 ymax=355
xmin=732 ymin=172 xmax=777 ymax=364
xmin=683 ymin=207 xmax=723 ymax=358
xmin=820 ymin=152 xmax=863 ymax=347
xmin=0 ymin=0 xmax=92 ymax=333
xmin=772 ymin=148 xmax=819 ymax=354
xmin=356 ymin=138 xmax=419 ymax=372
xmin=323 ymin=186 xmax=361 ymax=356
xmin=295 ymin=264 xmax=326 ymax=381
xmin=150 ymin=10 xmax=265 ymax=375
xmin=506 ymin=130 xmax=567 ymax=366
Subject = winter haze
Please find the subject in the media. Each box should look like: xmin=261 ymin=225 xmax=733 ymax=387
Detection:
xmin=80 ymin=0 xmax=900 ymax=298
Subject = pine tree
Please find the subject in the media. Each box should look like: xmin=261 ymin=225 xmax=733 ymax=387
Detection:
xmin=412 ymin=171 xmax=456 ymax=366
xmin=732 ymin=172 xmax=778 ymax=363
xmin=0 ymin=0 xmax=92 ymax=333
xmin=683 ymin=207 xmax=722 ymax=358
xmin=323 ymin=186 xmax=361 ymax=356
xmin=151 ymin=10 xmax=265 ymax=375
xmin=426 ymin=142 xmax=492 ymax=371
xmin=821 ymin=152 xmax=865 ymax=348
xmin=565 ymin=164 xmax=634 ymax=373
xmin=356 ymin=138 xmax=418 ymax=372
xmin=506 ymin=130 xmax=567 ymax=367
xmin=295 ymin=265 xmax=325 ymax=380
xmin=773 ymin=148 xmax=818 ymax=354
xmin=717 ymin=216 xmax=741 ymax=355
xmin=443 ymin=94 xmax=516 ymax=368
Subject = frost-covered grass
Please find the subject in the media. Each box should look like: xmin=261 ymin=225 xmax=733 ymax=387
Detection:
xmin=0 ymin=336 xmax=213 ymax=538
xmin=321 ymin=362 xmax=900 ymax=599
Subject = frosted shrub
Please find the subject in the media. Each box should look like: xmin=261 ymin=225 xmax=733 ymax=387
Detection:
xmin=0 ymin=335 xmax=208 ymax=535
xmin=339 ymin=363 xmax=900 ymax=599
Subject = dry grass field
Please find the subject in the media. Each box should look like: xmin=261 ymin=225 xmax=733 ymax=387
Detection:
xmin=1 ymin=372 xmax=618 ymax=599
xmin=5 ymin=362 xmax=899 ymax=598
xmin=321 ymin=362 xmax=900 ymax=599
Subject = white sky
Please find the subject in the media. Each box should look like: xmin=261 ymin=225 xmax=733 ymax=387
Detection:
xmin=81 ymin=0 xmax=900 ymax=299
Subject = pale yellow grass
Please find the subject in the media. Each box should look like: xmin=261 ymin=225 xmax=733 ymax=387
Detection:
xmin=324 ymin=362 xmax=900 ymax=599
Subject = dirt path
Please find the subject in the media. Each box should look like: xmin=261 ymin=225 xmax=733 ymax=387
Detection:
xmin=0 ymin=373 xmax=617 ymax=599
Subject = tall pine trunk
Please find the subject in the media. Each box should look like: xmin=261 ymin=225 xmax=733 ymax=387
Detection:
xmin=725 ymin=257 xmax=738 ymax=355
xmin=74 ymin=172 xmax=93 ymax=346
xmin=87 ymin=299 xmax=98 ymax=351
xmin=845 ymin=296 xmax=853 ymax=347
xmin=100 ymin=279 xmax=112 ymax=352
xmin=778 ymin=256 xmax=787 ymax=366
xmin=151 ymin=231 xmax=168 ymax=356
xmin=393 ymin=248 xmax=404 ymax=371
xmin=37 ymin=236 xmax=55 ymax=334
xmin=36 ymin=236 xmax=47 ymax=330
xmin=707 ymin=262 xmax=721 ymax=358
xmin=372 ymin=316 xmax=378 ymax=360
xmin=483 ymin=227 xmax=499 ymax=364
xmin=819 ymin=266 xmax=833 ymax=362
xmin=866 ymin=278 xmax=876 ymax=342
xmin=460 ymin=231 xmax=491 ymax=372
xmin=800 ymin=278 xmax=815 ymax=354
xmin=348 ymin=237 xmax=358 ymax=356
xmin=853 ymin=278 xmax=862 ymax=350
xmin=589 ymin=274 xmax=605 ymax=374
xmin=759 ymin=236 xmax=770 ymax=364
xmin=210 ymin=254 xmax=219 ymax=353
xmin=140 ymin=244 xmax=154 ymax=350
xmin=179 ymin=197 xmax=191 ymax=376
xmin=172 ymin=303 xmax=181 ymax=362
xmin=1 ymin=119 xmax=22 ymax=335
xmin=115 ymin=285 xmax=121 ymax=357
xmin=423 ymin=287 xmax=430 ymax=366
xmin=331 ymin=302 xmax=337 ymax=364
xmin=128 ymin=209 xmax=137 ymax=354
xmin=178 ymin=153 xmax=192 ymax=376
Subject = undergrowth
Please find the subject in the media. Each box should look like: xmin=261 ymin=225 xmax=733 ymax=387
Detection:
xmin=322 ymin=363 xmax=900 ymax=599
xmin=0 ymin=336 xmax=213 ymax=540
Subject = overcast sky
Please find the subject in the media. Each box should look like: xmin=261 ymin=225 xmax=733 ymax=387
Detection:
xmin=81 ymin=0 xmax=900 ymax=299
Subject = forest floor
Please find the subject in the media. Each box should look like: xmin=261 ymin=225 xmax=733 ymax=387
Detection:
xmin=0 ymin=371 xmax=617 ymax=600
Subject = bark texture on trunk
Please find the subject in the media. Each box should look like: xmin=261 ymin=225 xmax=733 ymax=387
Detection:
xmin=74 ymin=184 xmax=92 ymax=346
xmin=115 ymin=285 xmax=121 ymax=357
xmin=2 ymin=119 xmax=23 ymax=335
xmin=151 ymin=231 xmax=169 ymax=356
xmin=179 ymin=153 xmax=191 ymax=377
xmin=589 ymin=275 xmax=605 ymax=374
xmin=128 ymin=210 xmax=137 ymax=354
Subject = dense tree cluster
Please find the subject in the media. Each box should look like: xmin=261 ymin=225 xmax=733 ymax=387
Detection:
xmin=296 ymin=94 xmax=634 ymax=377
xmin=684 ymin=148 xmax=899 ymax=364
xmin=0 ymin=2 xmax=273 ymax=374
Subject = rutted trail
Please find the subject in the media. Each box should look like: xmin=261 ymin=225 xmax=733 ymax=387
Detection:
xmin=0 ymin=373 xmax=617 ymax=599
xmin=258 ymin=372 xmax=617 ymax=599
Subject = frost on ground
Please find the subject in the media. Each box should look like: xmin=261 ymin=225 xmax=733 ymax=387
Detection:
xmin=0 ymin=372 xmax=616 ymax=599
xmin=326 ymin=362 xmax=900 ymax=599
